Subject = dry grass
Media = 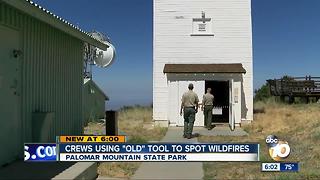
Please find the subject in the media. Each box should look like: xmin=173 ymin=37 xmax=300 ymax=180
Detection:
xmin=94 ymin=105 xmax=167 ymax=178
xmin=200 ymin=100 xmax=320 ymax=180
xmin=83 ymin=121 xmax=105 ymax=135
xmin=118 ymin=106 xmax=167 ymax=143
xmin=98 ymin=161 xmax=140 ymax=178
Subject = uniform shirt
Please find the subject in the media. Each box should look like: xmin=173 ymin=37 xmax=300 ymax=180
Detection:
xmin=182 ymin=90 xmax=199 ymax=107
xmin=202 ymin=93 xmax=214 ymax=106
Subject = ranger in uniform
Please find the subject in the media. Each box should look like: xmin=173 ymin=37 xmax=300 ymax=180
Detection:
xmin=202 ymin=88 xmax=214 ymax=130
xmin=180 ymin=83 xmax=199 ymax=139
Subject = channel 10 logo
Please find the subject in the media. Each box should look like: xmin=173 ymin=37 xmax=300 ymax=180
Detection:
xmin=265 ymin=135 xmax=291 ymax=161
xmin=24 ymin=143 xmax=57 ymax=162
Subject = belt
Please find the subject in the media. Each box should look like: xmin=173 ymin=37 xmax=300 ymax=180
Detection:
xmin=185 ymin=106 xmax=195 ymax=108
xmin=204 ymin=105 xmax=213 ymax=106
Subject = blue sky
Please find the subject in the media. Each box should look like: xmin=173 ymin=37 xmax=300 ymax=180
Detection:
xmin=33 ymin=0 xmax=320 ymax=109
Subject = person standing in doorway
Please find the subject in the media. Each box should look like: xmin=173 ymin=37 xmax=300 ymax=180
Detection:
xmin=180 ymin=83 xmax=199 ymax=139
xmin=202 ymin=88 xmax=214 ymax=130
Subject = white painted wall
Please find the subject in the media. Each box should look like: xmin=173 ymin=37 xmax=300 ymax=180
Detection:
xmin=153 ymin=0 xmax=253 ymax=124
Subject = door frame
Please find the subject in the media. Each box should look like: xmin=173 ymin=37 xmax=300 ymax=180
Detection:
xmin=229 ymin=79 xmax=235 ymax=131
xmin=167 ymin=73 xmax=241 ymax=129
xmin=205 ymin=80 xmax=230 ymax=124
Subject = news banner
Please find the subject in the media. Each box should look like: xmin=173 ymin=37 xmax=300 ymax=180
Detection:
xmin=24 ymin=135 xmax=298 ymax=172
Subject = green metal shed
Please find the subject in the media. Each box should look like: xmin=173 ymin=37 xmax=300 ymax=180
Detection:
xmin=0 ymin=0 xmax=108 ymax=165
xmin=83 ymin=78 xmax=109 ymax=125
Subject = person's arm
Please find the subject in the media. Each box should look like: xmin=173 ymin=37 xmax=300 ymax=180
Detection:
xmin=195 ymin=95 xmax=199 ymax=113
xmin=180 ymin=102 xmax=184 ymax=116
xmin=180 ymin=95 xmax=184 ymax=116
xmin=195 ymin=104 xmax=199 ymax=113
xmin=201 ymin=95 xmax=205 ymax=111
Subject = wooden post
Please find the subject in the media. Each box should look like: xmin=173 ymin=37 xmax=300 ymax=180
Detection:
xmin=288 ymin=96 xmax=294 ymax=104
xmin=105 ymin=111 xmax=118 ymax=135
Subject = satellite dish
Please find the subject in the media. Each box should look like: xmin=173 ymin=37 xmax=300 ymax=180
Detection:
xmin=94 ymin=41 xmax=116 ymax=68
xmin=90 ymin=31 xmax=116 ymax=68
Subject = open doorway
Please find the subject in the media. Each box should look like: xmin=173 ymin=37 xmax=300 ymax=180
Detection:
xmin=205 ymin=80 xmax=229 ymax=124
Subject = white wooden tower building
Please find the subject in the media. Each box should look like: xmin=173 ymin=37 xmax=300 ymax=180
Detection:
xmin=153 ymin=0 xmax=253 ymax=129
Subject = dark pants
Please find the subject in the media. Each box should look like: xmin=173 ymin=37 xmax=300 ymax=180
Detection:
xmin=204 ymin=105 xmax=213 ymax=128
xmin=183 ymin=107 xmax=196 ymax=136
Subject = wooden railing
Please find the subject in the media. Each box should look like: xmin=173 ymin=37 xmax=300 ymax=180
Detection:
xmin=267 ymin=76 xmax=320 ymax=97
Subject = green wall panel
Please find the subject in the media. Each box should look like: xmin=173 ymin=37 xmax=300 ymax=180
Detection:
xmin=0 ymin=2 xmax=84 ymax=146
xmin=83 ymin=80 xmax=106 ymax=124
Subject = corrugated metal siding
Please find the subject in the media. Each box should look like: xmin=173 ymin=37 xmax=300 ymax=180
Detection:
xmin=0 ymin=2 xmax=83 ymax=142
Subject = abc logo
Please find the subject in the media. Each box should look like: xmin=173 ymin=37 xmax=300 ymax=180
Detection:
xmin=265 ymin=135 xmax=278 ymax=147
xmin=265 ymin=135 xmax=290 ymax=161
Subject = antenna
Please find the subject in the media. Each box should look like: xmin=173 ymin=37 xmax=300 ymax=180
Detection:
xmin=91 ymin=31 xmax=116 ymax=68
xmin=83 ymin=43 xmax=96 ymax=79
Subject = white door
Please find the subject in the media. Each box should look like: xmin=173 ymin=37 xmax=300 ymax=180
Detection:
xmin=233 ymin=81 xmax=242 ymax=125
xmin=168 ymin=81 xmax=179 ymax=126
xmin=178 ymin=81 xmax=189 ymax=126
xmin=229 ymin=79 xmax=235 ymax=131
xmin=193 ymin=81 xmax=204 ymax=126
xmin=0 ymin=25 xmax=21 ymax=165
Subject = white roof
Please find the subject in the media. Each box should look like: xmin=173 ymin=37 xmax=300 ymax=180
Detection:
xmin=83 ymin=78 xmax=91 ymax=84
xmin=84 ymin=79 xmax=109 ymax=100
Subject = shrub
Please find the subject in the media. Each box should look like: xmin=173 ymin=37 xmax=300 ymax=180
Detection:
xmin=254 ymin=84 xmax=271 ymax=102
